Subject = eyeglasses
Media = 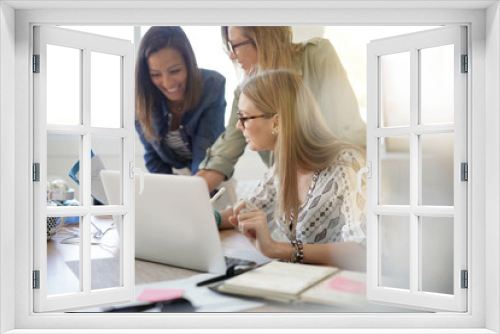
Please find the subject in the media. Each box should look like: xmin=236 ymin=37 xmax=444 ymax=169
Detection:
xmin=237 ymin=112 xmax=269 ymax=129
xmin=228 ymin=39 xmax=255 ymax=55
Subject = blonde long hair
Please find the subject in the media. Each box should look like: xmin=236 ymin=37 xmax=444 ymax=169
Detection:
xmin=221 ymin=26 xmax=302 ymax=75
xmin=241 ymin=69 xmax=354 ymax=224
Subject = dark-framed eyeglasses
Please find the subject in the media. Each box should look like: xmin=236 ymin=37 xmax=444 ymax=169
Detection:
xmin=228 ymin=39 xmax=255 ymax=55
xmin=236 ymin=112 xmax=269 ymax=129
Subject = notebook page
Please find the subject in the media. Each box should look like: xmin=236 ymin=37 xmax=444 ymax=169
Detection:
xmin=300 ymin=270 xmax=367 ymax=308
xmin=223 ymin=261 xmax=338 ymax=295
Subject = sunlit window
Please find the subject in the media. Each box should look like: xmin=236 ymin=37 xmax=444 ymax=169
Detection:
xmin=324 ymin=26 xmax=439 ymax=122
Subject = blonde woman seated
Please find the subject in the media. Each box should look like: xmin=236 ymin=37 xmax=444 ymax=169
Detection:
xmin=215 ymin=69 xmax=367 ymax=271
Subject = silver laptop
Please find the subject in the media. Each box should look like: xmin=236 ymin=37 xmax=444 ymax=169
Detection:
xmin=100 ymin=170 xmax=262 ymax=275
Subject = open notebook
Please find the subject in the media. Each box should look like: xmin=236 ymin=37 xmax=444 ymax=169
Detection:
xmin=212 ymin=261 xmax=367 ymax=308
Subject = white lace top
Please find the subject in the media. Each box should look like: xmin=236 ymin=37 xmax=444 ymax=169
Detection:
xmin=245 ymin=149 xmax=367 ymax=246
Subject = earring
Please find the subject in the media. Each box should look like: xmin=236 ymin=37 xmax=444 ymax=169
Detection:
xmin=272 ymin=130 xmax=275 ymax=136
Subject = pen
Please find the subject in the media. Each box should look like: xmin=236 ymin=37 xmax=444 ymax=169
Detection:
xmin=209 ymin=187 xmax=226 ymax=205
xmin=196 ymin=273 xmax=229 ymax=287
xmin=102 ymin=301 xmax=156 ymax=312
xmin=102 ymin=298 xmax=195 ymax=312
xmin=196 ymin=263 xmax=263 ymax=287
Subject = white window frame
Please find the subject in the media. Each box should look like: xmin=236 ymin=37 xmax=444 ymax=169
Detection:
xmin=32 ymin=25 xmax=136 ymax=312
xmin=1 ymin=1 xmax=499 ymax=333
xmin=366 ymin=26 xmax=468 ymax=312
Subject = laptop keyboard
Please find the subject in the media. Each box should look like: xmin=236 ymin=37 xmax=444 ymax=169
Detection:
xmin=224 ymin=256 xmax=256 ymax=268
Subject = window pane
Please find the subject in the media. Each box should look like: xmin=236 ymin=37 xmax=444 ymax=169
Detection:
xmin=47 ymin=133 xmax=81 ymax=206
xmin=47 ymin=216 xmax=82 ymax=296
xmin=380 ymin=215 xmax=410 ymax=290
xmin=380 ymin=52 xmax=410 ymax=128
xmin=91 ymin=52 xmax=121 ymax=128
xmin=421 ymin=217 xmax=454 ymax=295
xmin=47 ymin=44 xmax=81 ymax=125
xmin=90 ymin=136 xmax=122 ymax=205
xmin=420 ymin=45 xmax=454 ymax=125
xmin=421 ymin=133 xmax=454 ymax=206
xmin=91 ymin=215 xmax=121 ymax=290
xmin=380 ymin=136 xmax=410 ymax=205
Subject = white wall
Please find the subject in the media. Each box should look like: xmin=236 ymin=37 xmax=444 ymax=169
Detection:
xmin=486 ymin=2 xmax=500 ymax=332
xmin=0 ymin=2 xmax=16 ymax=333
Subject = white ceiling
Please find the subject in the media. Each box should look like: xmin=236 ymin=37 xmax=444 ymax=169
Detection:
xmin=4 ymin=0 xmax=497 ymax=10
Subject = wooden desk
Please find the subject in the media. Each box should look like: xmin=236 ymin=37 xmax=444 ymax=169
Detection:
xmin=47 ymin=222 xmax=254 ymax=293
xmin=48 ymin=222 xmax=421 ymax=313
xmin=132 ymin=230 xmax=417 ymax=313
xmin=47 ymin=217 xmax=121 ymax=295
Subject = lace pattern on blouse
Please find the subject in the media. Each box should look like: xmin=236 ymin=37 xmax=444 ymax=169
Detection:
xmin=245 ymin=149 xmax=367 ymax=246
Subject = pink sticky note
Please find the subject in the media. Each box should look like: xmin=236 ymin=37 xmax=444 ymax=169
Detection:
xmin=137 ymin=288 xmax=185 ymax=302
xmin=327 ymin=276 xmax=366 ymax=295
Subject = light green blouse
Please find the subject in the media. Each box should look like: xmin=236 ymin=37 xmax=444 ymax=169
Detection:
xmin=198 ymin=38 xmax=366 ymax=179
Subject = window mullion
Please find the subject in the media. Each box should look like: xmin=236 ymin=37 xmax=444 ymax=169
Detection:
xmin=409 ymin=47 xmax=420 ymax=294
xmin=122 ymin=50 xmax=135 ymax=291
xmin=45 ymin=124 xmax=89 ymax=135
xmin=365 ymin=49 xmax=379 ymax=291
xmin=81 ymin=47 xmax=92 ymax=294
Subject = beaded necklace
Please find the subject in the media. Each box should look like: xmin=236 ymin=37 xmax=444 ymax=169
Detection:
xmin=289 ymin=169 xmax=321 ymax=239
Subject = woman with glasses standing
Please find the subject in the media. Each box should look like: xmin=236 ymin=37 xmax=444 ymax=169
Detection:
xmin=135 ymin=26 xmax=226 ymax=176
xmin=216 ymin=70 xmax=366 ymax=269
xmin=196 ymin=26 xmax=366 ymax=192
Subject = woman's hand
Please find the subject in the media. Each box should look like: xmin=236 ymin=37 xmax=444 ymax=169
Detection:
xmin=229 ymin=201 xmax=277 ymax=257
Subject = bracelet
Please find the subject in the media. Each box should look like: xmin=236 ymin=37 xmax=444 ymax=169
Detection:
xmin=290 ymin=239 xmax=304 ymax=264
xmin=290 ymin=241 xmax=298 ymax=263
xmin=296 ymin=239 xmax=304 ymax=263
xmin=213 ymin=209 xmax=222 ymax=228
